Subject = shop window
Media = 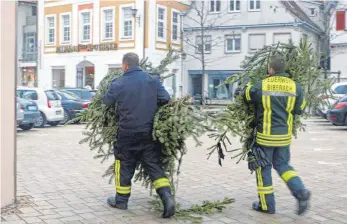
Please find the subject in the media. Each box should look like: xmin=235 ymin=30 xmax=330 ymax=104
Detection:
xmin=22 ymin=67 xmax=37 ymax=87
xmin=52 ymin=69 xmax=65 ymax=88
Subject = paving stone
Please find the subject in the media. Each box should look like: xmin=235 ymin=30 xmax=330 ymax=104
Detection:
xmin=22 ymin=217 xmax=43 ymax=223
xmin=15 ymin=119 xmax=347 ymax=224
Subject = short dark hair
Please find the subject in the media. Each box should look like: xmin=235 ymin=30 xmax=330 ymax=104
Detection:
xmin=122 ymin=52 xmax=139 ymax=68
xmin=269 ymin=55 xmax=285 ymax=73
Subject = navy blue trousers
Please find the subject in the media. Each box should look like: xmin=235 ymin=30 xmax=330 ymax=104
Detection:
xmin=255 ymin=146 xmax=306 ymax=212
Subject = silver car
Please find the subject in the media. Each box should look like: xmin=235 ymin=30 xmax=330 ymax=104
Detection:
xmin=16 ymin=97 xmax=24 ymax=126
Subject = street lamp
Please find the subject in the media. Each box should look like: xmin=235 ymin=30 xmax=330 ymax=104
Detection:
xmin=131 ymin=8 xmax=140 ymax=26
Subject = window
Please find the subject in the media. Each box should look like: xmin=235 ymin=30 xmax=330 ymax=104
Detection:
xmin=249 ymin=0 xmax=261 ymax=11
xmin=81 ymin=12 xmax=91 ymax=42
xmin=273 ymin=33 xmax=291 ymax=44
xmin=61 ymin=14 xmax=71 ymax=44
xmin=210 ymin=0 xmax=221 ymax=13
xmin=32 ymin=6 xmax=37 ymax=16
xmin=46 ymin=16 xmax=55 ymax=45
xmin=226 ymin=35 xmax=241 ymax=53
xmin=335 ymin=85 xmax=347 ymax=94
xmin=196 ymin=35 xmax=212 ymax=54
xmin=157 ymin=6 xmax=166 ymax=41
xmin=122 ymin=7 xmax=133 ymax=39
xmin=23 ymin=32 xmax=37 ymax=61
xmin=229 ymin=0 xmax=240 ymax=12
xmin=172 ymin=11 xmax=179 ymax=42
xmin=336 ymin=10 xmax=346 ymax=31
xmin=102 ymin=8 xmax=115 ymax=41
xmin=249 ymin=34 xmax=265 ymax=51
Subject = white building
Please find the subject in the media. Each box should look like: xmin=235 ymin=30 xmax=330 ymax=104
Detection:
xmin=17 ymin=0 xmax=38 ymax=87
xmin=37 ymin=0 xmax=188 ymax=97
xmin=330 ymin=1 xmax=347 ymax=82
xmin=182 ymin=0 xmax=325 ymax=101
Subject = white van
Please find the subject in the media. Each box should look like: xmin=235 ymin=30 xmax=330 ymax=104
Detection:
xmin=17 ymin=87 xmax=64 ymax=127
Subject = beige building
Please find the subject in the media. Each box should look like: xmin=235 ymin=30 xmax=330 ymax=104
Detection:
xmin=1 ymin=0 xmax=17 ymax=208
xmin=38 ymin=0 xmax=188 ymax=97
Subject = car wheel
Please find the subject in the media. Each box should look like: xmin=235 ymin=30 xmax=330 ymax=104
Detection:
xmin=60 ymin=110 xmax=71 ymax=125
xmin=34 ymin=112 xmax=46 ymax=128
xmin=48 ymin=121 xmax=60 ymax=127
xmin=345 ymin=115 xmax=347 ymax=126
xmin=19 ymin=123 xmax=34 ymax=130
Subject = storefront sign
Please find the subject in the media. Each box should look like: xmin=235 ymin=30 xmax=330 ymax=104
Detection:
xmin=56 ymin=43 xmax=117 ymax=53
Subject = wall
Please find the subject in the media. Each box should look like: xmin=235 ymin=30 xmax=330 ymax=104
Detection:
xmin=184 ymin=0 xmax=295 ymax=29
xmin=1 ymin=0 xmax=17 ymax=208
xmin=331 ymin=47 xmax=347 ymax=79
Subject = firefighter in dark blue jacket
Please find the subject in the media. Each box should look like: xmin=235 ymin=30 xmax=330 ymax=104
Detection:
xmin=103 ymin=53 xmax=175 ymax=218
xmin=244 ymin=55 xmax=311 ymax=215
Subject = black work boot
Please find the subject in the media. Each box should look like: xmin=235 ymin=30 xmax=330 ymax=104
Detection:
xmin=107 ymin=195 xmax=128 ymax=210
xmin=252 ymin=201 xmax=275 ymax=214
xmin=295 ymin=189 xmax=311 ymax=215
xmin=157 ymin=187 xmax=175 ymax=218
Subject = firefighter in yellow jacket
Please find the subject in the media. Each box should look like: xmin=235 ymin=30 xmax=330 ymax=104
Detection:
xmin=244 ymin=55 xmax=311 ymax=215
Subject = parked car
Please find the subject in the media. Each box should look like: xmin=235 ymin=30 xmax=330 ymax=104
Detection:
xmin=17 ymin=97 xmax=40 ymax=130
xmin=327 ymin=94 xmax=347 ymax=126
xmin=55 ymin=90 xmax=89 ymax=124
xmin=17 ymin=87 xmax=64 ymax=128
xmin=316 ymin=82 xmax=347 ymax=119
xmin=16 ymin=97 xmax=24 ymax=127
xmin=60 ymin=88 xmax=96 ymax=102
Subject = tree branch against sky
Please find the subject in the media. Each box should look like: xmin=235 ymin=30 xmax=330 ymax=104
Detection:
xmin=182 ymin=0 xmax=237 ymax=104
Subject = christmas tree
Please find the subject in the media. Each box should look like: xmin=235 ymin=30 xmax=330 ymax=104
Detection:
xmin=73 ymin=48 xmax=233 ymax=223
xmin=207 ymin=39 xmax=335 ymax=164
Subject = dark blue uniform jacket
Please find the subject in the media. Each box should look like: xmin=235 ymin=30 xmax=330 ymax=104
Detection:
xmin=103 ymin=66 xmax=170 ymax=135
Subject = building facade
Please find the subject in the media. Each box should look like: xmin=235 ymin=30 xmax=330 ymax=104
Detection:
xmin=38 ymin=0 xmax=188 ymax=97
xmin=182 ymin=0 xmax=324 ymax=101
xmin=17 ymin=0 xmax=38 ymax=87
xmin=330 ymin=1 xmax=347 ymax=82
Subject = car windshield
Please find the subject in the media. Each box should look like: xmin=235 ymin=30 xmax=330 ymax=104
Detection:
xmin=45 ymin=90 xmax=60 ymax=100
xmin=60 ymin=91 xmax=80 ymax=100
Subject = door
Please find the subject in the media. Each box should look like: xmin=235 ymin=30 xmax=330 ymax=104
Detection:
xmin=192 ymin=76 xmax=202 ymax=96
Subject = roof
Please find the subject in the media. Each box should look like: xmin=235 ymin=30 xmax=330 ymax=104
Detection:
xmin=280 ymin=0 xmax=323 ymax=33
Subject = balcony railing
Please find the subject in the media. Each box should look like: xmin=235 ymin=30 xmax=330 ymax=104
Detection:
xmin=26 ymin=16 xmax=36 ymax=26
xmin=22 ymin=49 xmax=37 ymax=62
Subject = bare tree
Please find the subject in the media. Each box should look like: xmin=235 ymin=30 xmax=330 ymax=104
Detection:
xmin=182 ymin=0 xmax=235 ymax=105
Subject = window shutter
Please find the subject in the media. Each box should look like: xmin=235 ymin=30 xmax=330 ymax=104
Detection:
xmin=336 ymin=10 xmax=346 ymax=31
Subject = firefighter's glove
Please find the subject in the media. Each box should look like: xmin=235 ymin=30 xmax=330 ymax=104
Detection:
xmin=217 ymin=142 xmax=225 ymax=167
xmin=247 ymin=151 xmax=259 ymax=171
xmin=253 ymin=146 xmax=271 ymax=168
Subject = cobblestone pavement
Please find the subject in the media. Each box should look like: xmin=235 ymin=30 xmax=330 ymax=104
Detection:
xmin=2 ymin=117 xmax=347 ymax=224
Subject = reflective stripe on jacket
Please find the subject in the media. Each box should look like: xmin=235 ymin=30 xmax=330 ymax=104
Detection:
xmin=244 ymin=73 xmax=306 ymax=147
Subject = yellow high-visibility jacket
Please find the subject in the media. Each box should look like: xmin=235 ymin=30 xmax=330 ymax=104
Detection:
xmin=244 ymin=73 xmax=306 ymax=147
